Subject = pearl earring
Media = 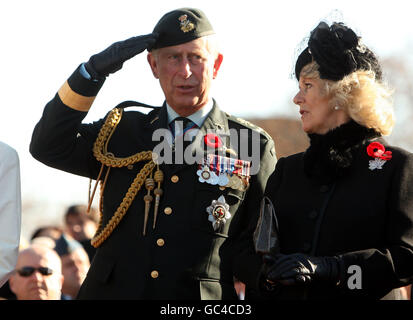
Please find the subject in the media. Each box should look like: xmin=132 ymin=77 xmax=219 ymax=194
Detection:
xmin=334 ymin=105 xmax=340 ymax=110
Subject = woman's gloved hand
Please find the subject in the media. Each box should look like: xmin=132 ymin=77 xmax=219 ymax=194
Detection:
xmin=265 ymin=253 xmax=342 ymax=286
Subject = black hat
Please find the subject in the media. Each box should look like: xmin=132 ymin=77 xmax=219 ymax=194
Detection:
xmin=295 ymin=22 xmax=382 ymax=81
xmin=150 ymin=8 xmax=215 ymax=51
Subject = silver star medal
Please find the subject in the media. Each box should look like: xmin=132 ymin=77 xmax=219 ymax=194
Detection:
xmin=206 ymin=195 xmax=231 ymax=231
xmin=369 ymin=158 xmax=386 ymax=170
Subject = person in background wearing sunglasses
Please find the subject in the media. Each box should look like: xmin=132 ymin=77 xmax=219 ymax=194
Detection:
xmin=9 ymin=244 xmax=64 ymax=300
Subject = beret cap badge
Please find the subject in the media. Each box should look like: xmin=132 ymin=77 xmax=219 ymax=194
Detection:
xmin=150 ymin=8 xmax=214 ymax=50
xmin=179 ymin=14 xmax=195 ymax=33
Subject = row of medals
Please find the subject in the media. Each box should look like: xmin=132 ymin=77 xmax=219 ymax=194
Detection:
xmin=197 ymin=165 xmax=248 ymax=191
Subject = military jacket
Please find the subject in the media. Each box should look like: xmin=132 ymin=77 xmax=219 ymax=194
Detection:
xmin=30 ymin=66 xmax=277 ymax=299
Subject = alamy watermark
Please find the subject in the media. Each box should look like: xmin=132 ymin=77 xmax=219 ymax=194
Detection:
xmin=347 ymin=264 xmax=362 ymax=290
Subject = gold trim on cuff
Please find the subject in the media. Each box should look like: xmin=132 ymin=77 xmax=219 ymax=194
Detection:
xmin=58 ymin=81 xmax=96 ymax=111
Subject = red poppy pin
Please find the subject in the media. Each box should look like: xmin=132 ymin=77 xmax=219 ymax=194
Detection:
xmin=204 ymin=133 xmax=223 ymax=149
xmin=367 ymin=142 xmax=392 ymax=170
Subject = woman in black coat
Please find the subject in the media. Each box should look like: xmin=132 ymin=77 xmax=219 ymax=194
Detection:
xmin=260 ymin=21 xmax=413 ymax=300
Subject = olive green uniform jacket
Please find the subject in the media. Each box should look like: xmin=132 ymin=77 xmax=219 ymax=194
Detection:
xmin=30 ymin=66 xmax=276 ymax=299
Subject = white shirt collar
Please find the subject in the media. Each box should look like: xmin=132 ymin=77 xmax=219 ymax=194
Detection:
xmin=166 ymin=99 xmax=214 ymax=128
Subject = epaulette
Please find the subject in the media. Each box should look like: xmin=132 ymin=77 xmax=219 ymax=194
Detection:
xmin=225 ymin=112 xmax=272 ymax=141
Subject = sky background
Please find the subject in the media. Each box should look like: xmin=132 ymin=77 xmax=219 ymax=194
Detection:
xmin=1 ymin=0 xmax=412 ymax=237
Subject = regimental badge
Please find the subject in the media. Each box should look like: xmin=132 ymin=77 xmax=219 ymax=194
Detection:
xmin=206 ymin=195 xmax=231 ymax=231
xmin=178 ymin=14 xmax=195 ymax=33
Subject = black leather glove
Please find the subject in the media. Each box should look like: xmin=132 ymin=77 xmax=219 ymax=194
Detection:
xmin=258 ymin=254 xmax=280 ymax=292
xmin=84 ymin=33 xmax=158 ymax=79
xmin=266 ymin=253 xmax=342 ymax=286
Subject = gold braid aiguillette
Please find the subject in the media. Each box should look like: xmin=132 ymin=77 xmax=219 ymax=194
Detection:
xmin=153 ymin=165 xmax=164 ymax=229
xmin=89 ymin=107 xmax=163 ymax=248
xmin=143 ymin=175 xmax=154 ymax=236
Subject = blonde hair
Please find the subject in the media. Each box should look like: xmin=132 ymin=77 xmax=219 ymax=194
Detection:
xmin=301 ymin=61 xmax=395 ymax=135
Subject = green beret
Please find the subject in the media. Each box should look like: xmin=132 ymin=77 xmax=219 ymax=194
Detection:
xmin=150 ymin=8 xmax=215 ymax=50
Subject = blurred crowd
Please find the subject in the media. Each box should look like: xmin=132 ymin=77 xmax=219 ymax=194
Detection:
xmin=0 ymin=205 xmax=97 ymax=300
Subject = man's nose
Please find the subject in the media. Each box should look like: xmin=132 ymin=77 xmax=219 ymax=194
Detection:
xmin=178 ymin=58 xmax=192 ymax=78
xmin=31 ymin=270 xmax=44 ymax=281
xmin=73 ymin=224 xmax=82 ymax=233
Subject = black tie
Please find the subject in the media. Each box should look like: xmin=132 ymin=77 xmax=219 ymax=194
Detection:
xmin=169 ymin=117 xmax=198 ymax=139
xmin=169 ymin=117 xmax=199 ymax=157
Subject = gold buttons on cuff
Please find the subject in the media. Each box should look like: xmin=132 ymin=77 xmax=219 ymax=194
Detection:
xmin=151 ymin=270 xmax=159 ymax=279
xmin=171 ymin=175 xmax=179 ymax=183
xmin=156 ymin=238 xmax=165 ymax=247
xmin=164 ymin=207 xmax=172 ymax=215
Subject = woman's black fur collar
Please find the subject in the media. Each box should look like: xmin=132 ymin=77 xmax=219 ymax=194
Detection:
xmin=303 ymin=120 xmax=380 ymax=183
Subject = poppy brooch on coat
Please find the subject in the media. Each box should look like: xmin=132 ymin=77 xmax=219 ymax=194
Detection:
xmin=204 ymin=133 xmax=223 ymax=149
xmin=367 ymin=142 xmax=392 ymax=170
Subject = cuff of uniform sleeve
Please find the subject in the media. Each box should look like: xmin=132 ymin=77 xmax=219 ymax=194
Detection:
xmin=58 ymin=64 xmax=105 ymax=111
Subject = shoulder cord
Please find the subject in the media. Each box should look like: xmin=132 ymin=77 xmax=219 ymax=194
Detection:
xmin=88 ymin=108 xmax=157 ymax=248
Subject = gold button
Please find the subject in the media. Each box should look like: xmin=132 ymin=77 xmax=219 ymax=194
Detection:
xmin=219 ymin=186 xmax=225 ymax=191
xmin=171 ymin=175 xmax=179 ymax=183
xmin=127 ymin=164 xmax=134 ymax=170
xmin=151 ymin=270 xmax=159 ymax=279
xmin=156 ymin=238 xmax=165 ymax=247
xmin=164 ymin=207 xmax=172 ymax=215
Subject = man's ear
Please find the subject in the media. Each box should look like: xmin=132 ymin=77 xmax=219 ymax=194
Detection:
xmin=8 ymin=274 xmax=17 ymax=294
xmin=147 ymin=53 xmax=159 ymax=79
xmin=213 ymin=53 xmax=224 ymax=79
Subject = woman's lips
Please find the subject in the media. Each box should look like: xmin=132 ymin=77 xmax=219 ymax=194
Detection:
xmin=299 ymin=110 xmax=309 ymax=119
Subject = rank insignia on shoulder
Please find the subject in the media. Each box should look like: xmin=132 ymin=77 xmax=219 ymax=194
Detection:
xmin=197 ymin=154 xmax=250 ymax=191
xmin=206 ymin=195 xmax=231 ymax=231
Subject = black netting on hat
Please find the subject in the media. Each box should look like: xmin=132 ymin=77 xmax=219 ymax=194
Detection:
xmin=295 ymin=22 xmax=382 ymax=81
xmin=295 ymin=48 xmax=313 ymax=80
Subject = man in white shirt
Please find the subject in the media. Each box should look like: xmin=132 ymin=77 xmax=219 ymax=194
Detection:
xmin=0 ymin=141 xmax=21 ymax=288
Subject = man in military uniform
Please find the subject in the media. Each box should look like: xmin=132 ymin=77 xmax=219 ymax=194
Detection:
xmin=30 ymin=8 xmax=276 ymax=299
